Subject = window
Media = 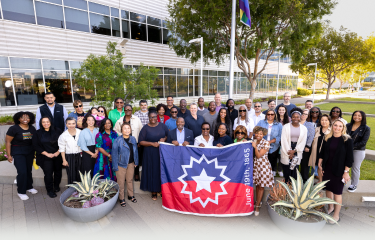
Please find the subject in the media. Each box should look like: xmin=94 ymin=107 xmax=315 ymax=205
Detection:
xmin=209 ymin=76 xmax=217 ymax=95
xmin=111 ymin=8 xmax=119 ymax=18
xmin=122 ymin=20 xmax=130 ymax=38
xmin=240 ymin=77 xmax=247 ymax=94
xmin=0 ymin=69 xmax=15 ymax=106
xmin=70 ymin=61 xmax=94 ymax=103
xmin=130 ymin=12 xmax=146 ymax=23
xmin=90 ymin=13 xmax=111 ymax=36
xmin=42 ymin=60 xmax=69 ymax=70
xmin=35 ymin=2 xmax=64 ymax=28
xmin=164 ymin=75 xmax=176 ymax=97
xmin=10 ymin=58 xmax=41 ymax=69
xmin=131 ymin=22 xmax=147 ymax=41
xmin=188 ymin=76 xmax=193 ymax=96
xmin=64 ymin=0 xmax=87 ymax=10
xmin=218 ymin=77 xmax=226 ymax=95
xmin=88 ymin=2 xmax=109 ymax=15
xmin=148 ymin=26 xmax=161 ymax=43
xmin=177 ymin=76 xmax=188 ymax=97
xmin=203 ymin=76 xmax=208 ymax=95
xmin=2 ymin=0 xmax=36 ymax=24
xmin=147 ymin=17 xmax=161 ymax=26
xmin=0 ymin=57 xmax=9 ymax=68
xmin=121 ymin=10 xmax=129 ymax=19
xmin=112 ymin=18 xmax=120 ymax=37
xmin=164 ymin=68 xmax=176 ymax=75
xmin=152 ymin=75 xmax=164 ymax=98
xmin=44 ymin=71 xmax=72 ymax=103
xmin=65 ymin=7 xmax=89 ymax=32
xmin=163 ymin=29 xmax=171 ymax=44
xmin=41 ymin=0 xmax=62 ymax=4
xmin=12 ymin=69 xmax=44 ymax=105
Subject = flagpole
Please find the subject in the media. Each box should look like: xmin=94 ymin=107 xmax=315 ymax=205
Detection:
xmin=228 ymin=0 xmax=236 ymax=99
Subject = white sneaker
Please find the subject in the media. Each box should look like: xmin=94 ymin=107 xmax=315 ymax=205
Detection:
xmin=18 ymin=194 xmax=29 ymax=201
xmin=272 ymin=171 xmax=276 ymax=177
xmin=278 ymin=171 xmax=284 ymax=177
xmin=14 ymin=179 xmax=17 ymax=184
xmin=27 ymin=188 xmax=38 ymax=194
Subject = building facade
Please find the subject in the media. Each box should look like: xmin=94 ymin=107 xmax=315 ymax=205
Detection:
xmin=0 ymin=0 xmax=297 ymax=114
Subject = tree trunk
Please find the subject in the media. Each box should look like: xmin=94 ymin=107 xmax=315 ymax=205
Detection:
xmin=339 ymin=81 xmax=342 ymax=93
xmin=248 ymin=78 xmax=257 ymax=100
xmin=326 ymin=84 xmax=332 ymax=99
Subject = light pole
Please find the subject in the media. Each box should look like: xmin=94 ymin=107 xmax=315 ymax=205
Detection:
xmin=307 ymin=63 xmax=317 ymax=103
xmin=189 ymin=37 xmax=203 ymax=97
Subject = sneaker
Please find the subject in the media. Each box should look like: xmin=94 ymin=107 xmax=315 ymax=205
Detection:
xmin=278 ymin=171 xmax=284 ymax=177
xmin=348 ymin=185 xmax=357 ymax=192
xmin=18 ymin=194 xmax=29 ymax=201
xmin=272 ymin=171 xmax=276 ymax=177
xmin=27 ymin=188 xmax=38 ymax=194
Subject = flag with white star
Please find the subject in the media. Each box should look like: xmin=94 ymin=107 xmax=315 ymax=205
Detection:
xmin=160 ymin=142 xmax=254 ymax=216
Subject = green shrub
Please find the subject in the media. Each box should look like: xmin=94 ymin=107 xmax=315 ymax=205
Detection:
xmin=363 ymin=82 xmax=373 ymax=88
xmin=297 ymin=88 xmax=312 ymax=96
xmin=0 ymin=115 xmax=13 ymax=125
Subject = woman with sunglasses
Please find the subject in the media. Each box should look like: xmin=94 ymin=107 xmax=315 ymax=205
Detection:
xmin=234 ymin=125 xmax=249 ymax=143
xmin=276 ymin=104 xmax=290 ymax=125
xmin=213 ymin=123 xmax=233 ymax=147
xmin=256 ymin=109 xmax=283 ymax=177
xmin=329 ymin=107 xmax=347 ymax=125
xmin=233 ymin=105 xmax=254 ymax=139
xmin=309 ymin=114 xmax=332 ymax=182
xmin=307 ymin=107 xmax=322 ymax=128
xmin=77 ymin=115 xmax=99 ymax=177
xmin=95 ymin=106 xmax=108 ymax=127
xmin=299 ymin=109 xmax=315 ymax=183
xmin=6 ymin=111 xmax=37 ymax=200
xmin=346 ymin=111 xmax=370 ymax=192
xmin=156 ymin=103 xmax=170 ymax=124
xmin=213 ymin=108 xmax=233 ymax=138
xmin=68 ymin=100 xmax=86 ymax=129
xmin=108 ymin=97 xmax=125 ymax=126
xmin=139 ymin=110 xmax=169 ymax=201
xmin=252 ymin=126 xmax=274 ymax=216
xmin=114 ymin=104 xmax=143 ymax=143
xmin=194 ymin=122 xmax=214 ymax=147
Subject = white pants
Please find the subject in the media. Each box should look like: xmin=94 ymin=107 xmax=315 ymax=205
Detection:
xmin=351 ymin=150 xmax=366 ymax=186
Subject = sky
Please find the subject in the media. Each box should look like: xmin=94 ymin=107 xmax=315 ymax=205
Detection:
xmin=324 ymin=0 xmax=375 ymax=38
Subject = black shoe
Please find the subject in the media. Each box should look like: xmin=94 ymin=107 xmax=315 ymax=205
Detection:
xmin=348 ymin=185 xmax=357 ymax=192
xmin=47 ymin=192 xmax=57 ymax=198
xmin=54 ymin=187 xmax=60 ymax=193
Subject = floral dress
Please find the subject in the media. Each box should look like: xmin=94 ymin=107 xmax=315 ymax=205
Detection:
xmin=94 ymin=130 xmax=118 ymax=181
xmin=253 ymin=138 xmax=274 ymax=188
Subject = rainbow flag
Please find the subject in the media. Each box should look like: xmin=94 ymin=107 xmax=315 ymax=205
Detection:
xmin=239 ymin=0 xmax=251 ymax=27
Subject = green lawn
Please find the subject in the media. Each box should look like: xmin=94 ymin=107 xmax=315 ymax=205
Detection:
xmin=338 ymin=97 xmax=375 ymax=102
xmin=349 ymin=160 xmax=375 ymax=181
xmin=318 ymin=102 xmax=375 ymax=115
xmin=341 ymin=115 xmax=375 ymax=150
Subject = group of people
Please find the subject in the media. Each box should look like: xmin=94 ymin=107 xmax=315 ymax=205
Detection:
xmin=5 ymin=92 xmax=371 ymax=223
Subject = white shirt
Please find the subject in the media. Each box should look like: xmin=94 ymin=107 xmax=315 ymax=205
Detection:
xmin=194 ymin=134 xmax=214 ymax=147
xmin=267 ymin=123 xmax=273 ymax=141
xmin=250 ymin=112 xmax=265 ymax=126
xmin=58 ymin=129 xmax=82 ymax=154
xmin=247 ymin=108 xmax=255 ymax=116
xmin=233 ymin=118 xmax=255 ymax=137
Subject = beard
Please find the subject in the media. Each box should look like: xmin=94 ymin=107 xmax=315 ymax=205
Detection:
xmin=227 ymin=105 xmax=234 ymax=110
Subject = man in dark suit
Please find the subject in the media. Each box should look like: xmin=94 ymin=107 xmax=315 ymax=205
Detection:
xmin=167 ymin=117 xmax=194 ymax=146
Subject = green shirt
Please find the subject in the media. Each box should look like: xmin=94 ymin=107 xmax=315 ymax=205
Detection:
xmin=108 ymin=108 xmax=125 ymax=125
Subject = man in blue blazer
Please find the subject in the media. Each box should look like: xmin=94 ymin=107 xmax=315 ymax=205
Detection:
xmin=167 ymin=117 xmax=194 ymax=146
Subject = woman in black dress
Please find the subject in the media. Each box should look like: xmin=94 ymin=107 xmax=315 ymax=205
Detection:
xmin=5 ymin=111 xmax=37 ymax=201
xmin=213 ymin=123 xmax=233 ymax=147
xmin=32 ymin=117 xmax=63 ymax=198
xmin=138 ymin=111 xmax=169 ymax=201
xmin=318 ymin=119 xmax=353 ymax=224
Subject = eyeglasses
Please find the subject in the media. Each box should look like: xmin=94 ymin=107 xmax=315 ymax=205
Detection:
xmin=202 ymin=128 xmax=210 ymax=130
xmin=116 ymin=101 xmax=124 ymax=104
xmin=20 ymin=116 xmax=30 ymax=120
xmin=98 ymin=110 xmax=104 ymax=113
xmin=332 ymin=110 xmax=341 ymax=113
xmin=237 ymin=132 xmax=245 ymax=135
xmin=74 ymin=105 xmax=82 ymax=108
xmin=170 ymin=111 xmax=178 ymax=113
xmin=254 ymin=106 xmax=261 ymax=108
xmin=125 ymin=109 xmax=132 ymax=112
xmin=267 ymin=114 xmax=275 ymax=116
xmin=303 ymin=113 xmax=308 ymax=116
xmin=239 ymin=110 xmax=246 ymax=112
xmin=311 ymin=111 xmax=319 ymax=113
xmin=150 ymin=116 xmax=157 ymax=119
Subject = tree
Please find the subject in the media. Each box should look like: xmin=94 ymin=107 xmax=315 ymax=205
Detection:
xmin=291 ymin=26 xmax=371 ymax=99
xmin=300 ymin=73 xmax=315 ymax=88
xmin=166 ymin=0 xmax=336 ymax=99
xmin=73 ymin=42 xmax=160 ymax=109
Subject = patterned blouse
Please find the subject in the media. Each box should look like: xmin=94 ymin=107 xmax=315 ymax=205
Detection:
xmin=94 ymin=130 xmax=118 ymax=181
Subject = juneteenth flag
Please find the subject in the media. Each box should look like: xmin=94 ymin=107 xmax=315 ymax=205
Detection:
xmin=239 ymin=0 xmax=251 ymax=27
xmin=160 ymin=142 xmax=254 ymax=217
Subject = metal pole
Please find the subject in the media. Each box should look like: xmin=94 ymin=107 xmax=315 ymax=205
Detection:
xmin=313 ymin=64 xmax=317 ymax=103
xmin=228 ymin=0 xmax=236 ymax=98
xmin=275 ymin=51 xmax=280 ymax=106
xmin=200 ymin=37 xmax=203 ymax=97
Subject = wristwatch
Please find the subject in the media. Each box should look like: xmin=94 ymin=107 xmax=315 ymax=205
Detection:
xmin=344 ymin=170 xmax=349 ymax=173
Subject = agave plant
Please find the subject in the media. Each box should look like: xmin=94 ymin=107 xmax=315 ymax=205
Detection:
xmin=272 ymin=170 xmax=340 ymax=224
xmin=66 ymin=171 xmax=101 ymax=202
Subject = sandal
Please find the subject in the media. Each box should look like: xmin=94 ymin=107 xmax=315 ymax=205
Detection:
xmin=327 ymin=208 xmax=335 ymax=215
xmin=128 ymin=196 xmax=137 ymax=203
xmin=254 ymin=202 xmax=262 ymax=217
xmin=134 ymin=175 xmax=140 ymax=182
xmin=119 ymin=199 xmax=126 ymax=207
xmin=158 ymin=192 xmax=162 ymax=198
xmin=328 ymin=217 xmax=340 ymax=225
xmin=152 ymin=193 xmax=157 ymax=201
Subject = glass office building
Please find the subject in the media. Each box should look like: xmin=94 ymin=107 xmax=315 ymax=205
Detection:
xmin=0 ymin=0 xmax=297 ymax=109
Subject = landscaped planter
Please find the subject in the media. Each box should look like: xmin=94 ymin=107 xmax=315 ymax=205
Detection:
xmin=267 ymin=195 xmax=326 ymax=234
xmin=59 ymin=180 xmax=119 ymax=223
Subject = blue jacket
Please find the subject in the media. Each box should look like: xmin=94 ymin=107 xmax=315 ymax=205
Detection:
xmin=256 ymin=119 xmax=283 ymax=154
xmin=167 ymin=128 xmax=194 ymax=145
xmin=112 ymin=135 xmax=139 ymax=171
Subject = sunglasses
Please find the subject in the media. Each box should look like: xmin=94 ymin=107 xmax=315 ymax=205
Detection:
xmin=98 ymin=110 xmax=104 ymax=113
xmin=125 ymin=109 xmax=132 ymax=111
xmin=267 ymin=114 xmax=275 ymax=116
xmin=237 ymin=132 xmax=245 ymax=135
xmin=202 ymin=128 xmax=210 ymax=130
xmin=332 ymin=110 xmax=341 ymax=113
xmin=116 ymin=101 xmax=124 ymax=104
xmin=170 ymin=111 xmax=178 ymax=113
xmin=311 ymin=111 xmax=319 ymax=113
xmin=254 ymin=106 xmax=261 ymax=108
xmin=150 ymin=116 xmax=157 ymax=119
xmin=239 ymin=110 xmax=246 ymax=112
xmin=74 ymin=105 xmax=82 ymax=108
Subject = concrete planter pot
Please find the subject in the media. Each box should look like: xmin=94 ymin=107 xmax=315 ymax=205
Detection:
xmin=267 ymin=195 xmax=326 ymax=234
xmin=59 ymin=180 xmax=119 ymax=222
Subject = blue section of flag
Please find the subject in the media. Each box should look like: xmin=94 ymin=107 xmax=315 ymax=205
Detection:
xmin=239 ymin=0 xmax=251 ymax=27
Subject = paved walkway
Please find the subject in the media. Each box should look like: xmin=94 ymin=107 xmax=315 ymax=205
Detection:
xmin=1 ymin=183 xmax=374 ymax=239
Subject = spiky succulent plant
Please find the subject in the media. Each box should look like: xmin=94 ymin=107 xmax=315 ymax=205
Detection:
xmin=272 ymin=170 xmax=340 ymax=224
